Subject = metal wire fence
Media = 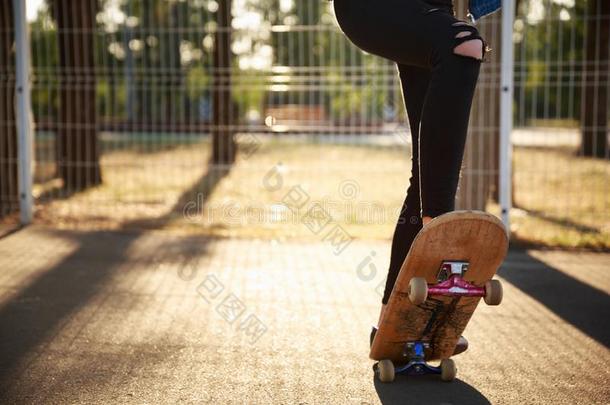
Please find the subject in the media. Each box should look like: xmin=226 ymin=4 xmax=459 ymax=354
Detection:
xmin=0 ymin=0 xmax=608 ymax=248
xmin=511 ymin=0 xmax=609 ymax=248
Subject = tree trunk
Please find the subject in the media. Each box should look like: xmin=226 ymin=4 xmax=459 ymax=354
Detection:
xmin=581 ymin=0 xmax=609 ymax=158
xmin=0 ymin=1 xmax=19 ymax=218
xmin=54 ymin=0 xmax=102 ymax=191
xmin=212 ymin=0 xmax=236 ymax=164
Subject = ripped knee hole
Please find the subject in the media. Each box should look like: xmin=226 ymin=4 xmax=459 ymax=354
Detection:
xmin=454 ymin=38 xmax=484 ymax=60
xmin=451 ymin=21 xmax=489 ymax=61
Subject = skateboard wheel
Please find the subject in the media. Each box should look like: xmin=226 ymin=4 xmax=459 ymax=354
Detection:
xmin=484 ymin=279 xmax=503 ymax=305
xmin=408 ymin=277 xmax=428 ymax=305
xmin=440 ymin=359 xmax=457 ymax=381
xmin=377 ymin=359 xmax=395 ymax=383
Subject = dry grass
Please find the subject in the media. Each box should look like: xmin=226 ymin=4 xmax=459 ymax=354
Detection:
xmin=511 ymin=146 xmax=609 ymax=249
xmin=34 ymin=139 xmax=609 ymax=249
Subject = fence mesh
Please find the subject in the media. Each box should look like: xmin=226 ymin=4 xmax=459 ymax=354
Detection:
xmin=511 ymin=0 xmax=609 ymax=248
xmin=0 ymin=0 xmax=608 ymax=248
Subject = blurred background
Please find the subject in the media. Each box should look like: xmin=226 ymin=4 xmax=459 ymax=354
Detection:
xmin=1 ymin=0 xmax=608 ymax=249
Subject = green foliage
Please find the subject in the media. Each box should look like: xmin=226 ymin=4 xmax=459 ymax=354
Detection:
xmin=29 ymin=6 xmax=58 ymax=121
xmin=514 ymin=0 xmax=588 ymax=125
xmin=28 ymin=0 xmax=593 ymax=129
xmin=231 ymin=68 xmax=267 ymax=116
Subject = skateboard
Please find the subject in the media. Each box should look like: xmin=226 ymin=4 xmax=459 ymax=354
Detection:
xmin=370 ymin=210 xmax=508 ymax=382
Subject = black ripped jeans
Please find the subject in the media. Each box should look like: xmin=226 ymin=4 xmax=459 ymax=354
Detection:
xmin=333 ymin=0 xmax=487 ymax=304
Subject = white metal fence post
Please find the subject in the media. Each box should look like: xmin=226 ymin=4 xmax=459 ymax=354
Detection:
xmin=13 ymin=0 xmax=34 ymax=224
xmin=499 ymin=0 xmax=515 ymax=234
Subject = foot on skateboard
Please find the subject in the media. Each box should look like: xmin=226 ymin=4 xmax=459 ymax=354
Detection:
xmin=453 ymin=336 xmax=468 ymax=355
xmin=371 ymin=326 xmax=468 ymax=356
xmin=369 ymin=211 xmax=508 ymax=383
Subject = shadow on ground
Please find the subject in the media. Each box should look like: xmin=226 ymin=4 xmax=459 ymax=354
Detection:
xmin=374 ymin=376 xmax=490 ymax=405
xmin=123 ymin=159 xmax=231 ymax=229
xmin=499 ymin=248 xmax=610 ymax=348
xmin=513 ymin=204 xmax=602 ymax=236
xmin=0 ymin=160 xmax=230 ymax=389
xmin=0 ymin=231 xmax=142 ymax=381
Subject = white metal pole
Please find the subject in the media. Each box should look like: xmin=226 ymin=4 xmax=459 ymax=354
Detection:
xmin=499 ymin=0 xmax=515 ymax=234
xmin=13 ymin=0 xmax=34 ymax=224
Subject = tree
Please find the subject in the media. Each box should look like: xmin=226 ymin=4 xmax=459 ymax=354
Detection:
xmin=212 ymin=0 xmax=236 ymax=163
xmin=118 ymin=0 xmax=187 ymax=129
xmin=0 ymin=1 xmax=19 ymax=218
xmin=53 ymin=0 xmax=102 ymax=191
xmin=581 ymin=0 xmax=609 ymax=158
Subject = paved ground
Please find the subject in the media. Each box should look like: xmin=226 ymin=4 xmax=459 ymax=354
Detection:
xmin=0 ymin=226 xmax=608 ymax=404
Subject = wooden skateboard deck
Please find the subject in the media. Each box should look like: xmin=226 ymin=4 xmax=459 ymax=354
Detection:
xmin=370 ymin=210 xmax=508 ymax=362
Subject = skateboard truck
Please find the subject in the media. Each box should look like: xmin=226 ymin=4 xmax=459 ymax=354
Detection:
xmin=395 ymin=342 xmax=441 ymax=376
xmin=408 ymin=260 xmax=503 ymax=305
xmin=429 ymin=261 xmax=485 ymax=298
xmin=376 ymin=341 xmax=457 ymax=382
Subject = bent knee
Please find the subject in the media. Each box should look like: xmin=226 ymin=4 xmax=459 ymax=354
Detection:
xmin=451 ymin=21 xmax=487 ymax=61
xmin=453 ymin=38 xmax=484 ymax=60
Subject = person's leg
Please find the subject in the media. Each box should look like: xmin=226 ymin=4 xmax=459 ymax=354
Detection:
xmin=334 ymin=0 xmax=487 ymax=217
xmin=379 ymin=64 xmax=430 ymax=314
xmin=418 ymin=22 xmax=483 ymax=218
xmin=375 ymin=61 xmax=472 ymax=354
xmin=335 ymin=3 xmax=486 ymax=350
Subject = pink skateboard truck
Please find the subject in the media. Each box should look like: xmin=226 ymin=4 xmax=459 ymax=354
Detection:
xmin=407 ymin=261 xmax=503 ymax=306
